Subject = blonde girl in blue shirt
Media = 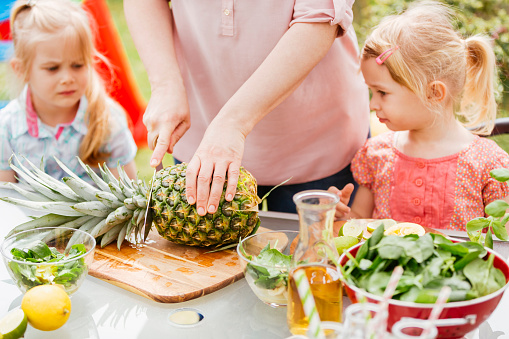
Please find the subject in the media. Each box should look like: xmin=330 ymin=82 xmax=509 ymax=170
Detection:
xmin=0 ymin=0 xmax=137 ymax=183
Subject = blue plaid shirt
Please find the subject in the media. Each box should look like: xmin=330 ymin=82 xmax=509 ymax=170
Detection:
xmin=0 ymin=86 xmax=137 ymax=184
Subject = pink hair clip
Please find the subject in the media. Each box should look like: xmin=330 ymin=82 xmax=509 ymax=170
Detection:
xmin=376 ymin=46 xmax=400 ymax=65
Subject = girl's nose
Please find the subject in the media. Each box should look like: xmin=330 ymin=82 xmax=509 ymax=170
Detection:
xmin=369 ymin=96 xmax=380 ymax=111
xmin=60 ymin=69 xmax=74 ymax=84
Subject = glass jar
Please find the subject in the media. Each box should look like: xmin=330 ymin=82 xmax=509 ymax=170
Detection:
xmin=287 ymin=190 xmax=341 ymax=336
xmin=291 ymin=190 xmax=339 ymax=266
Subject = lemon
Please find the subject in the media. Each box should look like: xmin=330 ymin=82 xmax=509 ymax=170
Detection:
xmin=0 ymin=309 xmax=27 ymax=339
xmin=384 ymin=222 xmax=426 ymax=236
xmin=334 ymin=236 xmax=359 ymax=254
xmin=366 ymin=219 xmax=397 ymax=232
xmin=21 ymin=285 xmax=71 ymax=331
xmin=339 ymin=220 xmax=364 ymax=239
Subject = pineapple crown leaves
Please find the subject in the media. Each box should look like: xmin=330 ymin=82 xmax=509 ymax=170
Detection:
xmin=466 ymin=168 xmax=509 ymax=249
xmin=232 ymin=176 xmax=292 ymax=213
xmin=2 ymin=154 xmax=151 ymax=250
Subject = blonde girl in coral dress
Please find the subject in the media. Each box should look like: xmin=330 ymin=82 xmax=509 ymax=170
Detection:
xmin=329 ymin=1 xmax=509 ymax=231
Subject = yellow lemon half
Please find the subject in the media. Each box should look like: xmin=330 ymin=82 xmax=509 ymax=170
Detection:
xmin=21 ymin=285 xmax=71 ymax=331
xmin=384 ymin=222 xmax=426 ymax=237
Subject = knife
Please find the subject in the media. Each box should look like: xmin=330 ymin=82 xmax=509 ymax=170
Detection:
xmin=142 ymin=163 xmax=163 ymax=240
xmin=440 ymin=228 xmax=506 ymax=243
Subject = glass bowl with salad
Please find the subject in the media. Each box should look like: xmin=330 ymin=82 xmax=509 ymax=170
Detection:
xmin=1 ymin=227 xmax=96 ymax=295
xmin=237 ymin=230 xmax=298 ymax=307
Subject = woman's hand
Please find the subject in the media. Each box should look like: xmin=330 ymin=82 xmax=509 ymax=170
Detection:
xmin=328 ymin=184 xmax=355 ymax=220
xmin=185 ymin=119 xmax=246 ymax=216
xmin=145 ymin=86 xmax=190 ymax=167
xmin=124 ymin=0 xmax=189 ymax=168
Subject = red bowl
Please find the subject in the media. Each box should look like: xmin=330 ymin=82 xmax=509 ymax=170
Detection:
xmin=339 ymin=241 xmax=509 ymax=339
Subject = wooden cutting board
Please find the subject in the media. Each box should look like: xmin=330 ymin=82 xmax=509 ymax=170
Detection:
xmin=89 ymin=227 xmax=272 ymax=303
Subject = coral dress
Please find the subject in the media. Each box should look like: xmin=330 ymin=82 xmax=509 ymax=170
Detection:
xmin=352 ymin=132 xmax=509 ymax=231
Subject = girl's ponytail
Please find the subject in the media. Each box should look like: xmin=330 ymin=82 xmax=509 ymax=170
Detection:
xmin=460 ymin=36 xmax=498 ymax=135
xmin=79 ymin=68 xmax=111 ymax=167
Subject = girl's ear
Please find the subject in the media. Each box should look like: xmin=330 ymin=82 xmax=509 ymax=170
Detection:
xmin=427 ymin=81 xmax=447 ymax=103
xmin=10 ymin=58 xmax=24 ymax=78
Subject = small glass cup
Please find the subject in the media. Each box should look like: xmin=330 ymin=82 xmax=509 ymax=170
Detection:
xmin=343 ymin=302 xmax=387 ymax=338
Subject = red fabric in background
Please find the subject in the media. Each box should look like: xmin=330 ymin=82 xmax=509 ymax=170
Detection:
xmin=0 ymin=20 xmax=9 ymax=40
xmin=82 ymin=0 xmax=147 ymax=146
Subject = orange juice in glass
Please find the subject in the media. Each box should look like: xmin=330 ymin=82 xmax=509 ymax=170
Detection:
xmin=287 ymin=263 xmax=342 ymax=335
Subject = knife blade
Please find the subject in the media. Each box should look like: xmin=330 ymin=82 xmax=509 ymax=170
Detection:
xmin=142 ymin=163 xmax=163 ymax=240
xmin=439 ymin=228 xmax=506 ymax=243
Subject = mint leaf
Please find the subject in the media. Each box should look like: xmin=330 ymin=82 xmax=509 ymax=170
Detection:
xmin=466 ymin=217 xmax=490 ymax=233
xmin=485 ymin=200 xmax=509 ymax=218
xmin=490 ymin=168 xmax=509 ymax=182
xmin=245 ymin=244 xmax=292 ymax=290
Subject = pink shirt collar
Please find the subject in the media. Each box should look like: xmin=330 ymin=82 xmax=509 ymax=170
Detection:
xmin=25 ymin=87 xmax=39 ymax=138
xmin=25 ymin=86 xmax=83 ymax=140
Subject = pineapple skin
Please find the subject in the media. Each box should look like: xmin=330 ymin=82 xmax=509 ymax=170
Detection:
xmin=151 ymin=163 xmax=261 ymax=247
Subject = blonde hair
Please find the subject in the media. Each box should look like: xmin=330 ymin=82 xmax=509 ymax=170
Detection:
xmin=10 ymin=0 xmax=112 ymax=166
xmin=362 ymin=1 xmax=498 ymax=135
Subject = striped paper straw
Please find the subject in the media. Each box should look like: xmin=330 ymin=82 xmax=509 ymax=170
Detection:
xmin=293 ymin=268 xmax=325 ymax=339
xmin=421 ymin=286 xmax=451 ymax=337
xmin=370 ymin=266 xmax=404 ymax=338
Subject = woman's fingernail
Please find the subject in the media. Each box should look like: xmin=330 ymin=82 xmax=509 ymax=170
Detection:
xmin=198 ymin=207 xmax=205 ymax=215
xmin=150 ymin=159 xmax=158 ymax=166
xmin=188 ymin=196 xmax=195 ymax=204
xmin=208 ymin=205 xmax=215 ymax=213
xmin=226 ymin=194 xmax=233 ymax=201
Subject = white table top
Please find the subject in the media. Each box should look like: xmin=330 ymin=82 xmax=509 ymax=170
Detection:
xmin=0 ymin=189 xmax=508 ymax=339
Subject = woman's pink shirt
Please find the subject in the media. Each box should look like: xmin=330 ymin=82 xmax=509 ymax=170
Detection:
xmin=170 ymin=0 xmax=370 ymax=185
xmin=352 ymin=132 xmax=509 ymax=231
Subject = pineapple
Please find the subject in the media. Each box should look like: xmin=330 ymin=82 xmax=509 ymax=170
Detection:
xmin=2 ymin=155 xmax=261 ymax=249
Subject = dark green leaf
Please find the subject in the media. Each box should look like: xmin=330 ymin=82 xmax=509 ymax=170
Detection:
xmin=491 ymin=221 xmax=509 ymax=241
xmin=244 ymin=243 xmax=291 ymax=290
xmin=355 ymin=240 xmax=369 ymax=261
xmin=464 ymin=258 xmax=490 ymax=296
xmin=425 ymin=276 xmax=471 ymax=292
xmin=431 ymin=233 xmax=453 ymax=246
xmin=454 ymin=250 xmax=481 ymax=271
xmin=486 ymin=229 xmax=494 ymax=249
xmin=28 ymin=241 xmax=53 ymax=260
xmin=10 ymin=248 xmax=29 ymax=260
xmin=437 ymin=243 xmax=469 ymax=256
xmin=461 ymin=242 xmax=487 ymax=257
xmin=369 ymin=225 xmax=385 ymax=247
